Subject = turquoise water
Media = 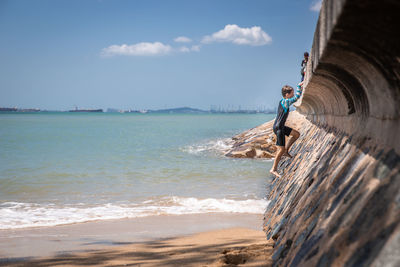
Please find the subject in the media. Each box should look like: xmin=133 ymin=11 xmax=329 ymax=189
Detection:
xmin=0 ymin=113 xmax=274 ymax=229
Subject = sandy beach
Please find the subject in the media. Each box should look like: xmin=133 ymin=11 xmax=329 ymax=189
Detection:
xmin=0 ymin=213 xmax=273 ymax=266
xmin=1 ymin=228 xmax=273 ymax=267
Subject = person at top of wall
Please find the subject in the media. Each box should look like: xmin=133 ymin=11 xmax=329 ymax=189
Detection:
xmin=270 ymin=82 xmax=303 ymax=178
xmin=301 ymin=52 xmax=309 ymax=81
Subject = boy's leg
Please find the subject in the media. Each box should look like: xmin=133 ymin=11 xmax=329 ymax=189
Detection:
xmin=285 ymin=129 xmax=300 ymax=157
xmin=270 ymin=146 xmax=285 ymax=177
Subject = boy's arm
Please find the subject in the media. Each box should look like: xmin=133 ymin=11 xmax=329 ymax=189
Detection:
xmin=282 ymin=83 xmax=303 ymax=109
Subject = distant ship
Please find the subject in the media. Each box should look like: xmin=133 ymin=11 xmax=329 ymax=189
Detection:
xmin=0 ymin=107 xmax=40 ymax=112
xmin=0 ymin=107 xmax=18 ymax=112
xmin=69 ymin=107 xmax=103 ymax=112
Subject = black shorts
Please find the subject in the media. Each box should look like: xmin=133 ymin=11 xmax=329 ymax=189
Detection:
xmin=273 ymin=126 xmax=292 ymax=147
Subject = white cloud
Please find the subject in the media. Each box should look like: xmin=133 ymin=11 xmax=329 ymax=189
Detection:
xmin=101 ymin=42 xmax=172 ymax=56
xmin=179 ymin=46 xmax=190 ymax=53
xmin=174 ymin=36 xmax=192 ymax=43
xmin=202 ymin=24 xmax=272 ymax=46
xmin=310 ymin=0 xmax=322 ymax=12
xmin=179 ymin=45 xmax=201 ymax=53
xmin=191 ymin=45 xmax=200 ymax=52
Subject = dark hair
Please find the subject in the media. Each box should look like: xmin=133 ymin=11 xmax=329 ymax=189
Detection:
xmin=281 ymin=85 xmax=294 ymax=97
xmin=304 ymin=52 xmax=309 ymax=57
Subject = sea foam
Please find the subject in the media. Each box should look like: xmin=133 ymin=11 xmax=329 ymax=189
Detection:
xmin=0 ymin=197 xmax=269 ymax=229
xmin=181 ymin=138 xmax=234 ymax=155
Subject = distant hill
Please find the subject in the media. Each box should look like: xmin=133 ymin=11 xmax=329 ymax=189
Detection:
xmin=149 ymin=107 xmax=208 ymax=114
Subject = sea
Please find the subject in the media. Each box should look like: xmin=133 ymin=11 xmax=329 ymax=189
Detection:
xmin=0 ymin=112 xmax=275 ymax=230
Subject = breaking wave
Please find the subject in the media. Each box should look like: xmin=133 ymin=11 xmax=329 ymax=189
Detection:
xmin=0 ymin=197 xmax=269 ymax=229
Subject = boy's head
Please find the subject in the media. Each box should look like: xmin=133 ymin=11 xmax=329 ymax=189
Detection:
xmin=304 ymin=52 xmax=309 ymax=61
xmin=281 ymin=85 xmax=294 ymax=98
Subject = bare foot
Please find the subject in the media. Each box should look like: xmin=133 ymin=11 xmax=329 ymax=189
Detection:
xmin=283 ymin=152 xmax=293 ymax=158
xmin=269 ymin=170 xmax=281 ymax=178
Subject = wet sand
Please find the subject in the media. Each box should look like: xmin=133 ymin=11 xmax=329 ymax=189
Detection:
xmin=0 ymin=213 xmax=273 ymax=266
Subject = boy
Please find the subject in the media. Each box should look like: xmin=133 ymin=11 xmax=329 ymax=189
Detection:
xmin=270 ymin=82 xmax=303 ymax=178
xmin=301 ymin=52 xmax=309 ymax=81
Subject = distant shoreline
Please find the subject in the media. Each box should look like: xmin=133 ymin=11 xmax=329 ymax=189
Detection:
xmin=0 ymin=106 xmax=276 ymax=114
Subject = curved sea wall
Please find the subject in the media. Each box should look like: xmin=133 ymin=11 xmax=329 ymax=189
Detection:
xmin=262 ymin=0 xmax=400 ymax=266
xmin=298 ymin=0 xmax=400 ymax=153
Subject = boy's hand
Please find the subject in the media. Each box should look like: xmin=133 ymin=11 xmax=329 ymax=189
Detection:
xmin=298 ymin=81 xmax=304 ymax=87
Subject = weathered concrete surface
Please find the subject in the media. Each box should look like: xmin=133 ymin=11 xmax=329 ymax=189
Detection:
xmin=261 ymin=0 xmax=400 ymax=266
xmin=263 ymin=113 xmax=400 ymax=266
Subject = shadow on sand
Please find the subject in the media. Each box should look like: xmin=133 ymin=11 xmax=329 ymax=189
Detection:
xmin=0 ymin=236 xmax=273 ymax=267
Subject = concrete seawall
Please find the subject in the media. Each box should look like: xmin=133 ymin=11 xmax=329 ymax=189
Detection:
xmin=263 ymin=113 xmax=399 ymax=266
xmin=298 ymin=0 xmax=400 ymax=153
xmin=263 ymin=0 xmax=400 ymax=266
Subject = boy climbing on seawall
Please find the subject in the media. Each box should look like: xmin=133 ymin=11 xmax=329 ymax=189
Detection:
xmin=301 ymin=52 xmax=309 ymax=82
xmin=270 ymin=82 xmax=303 ymax=178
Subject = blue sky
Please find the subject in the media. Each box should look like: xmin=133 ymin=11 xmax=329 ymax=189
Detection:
xmin=0 ymin=0 xmax=321 ymax=111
